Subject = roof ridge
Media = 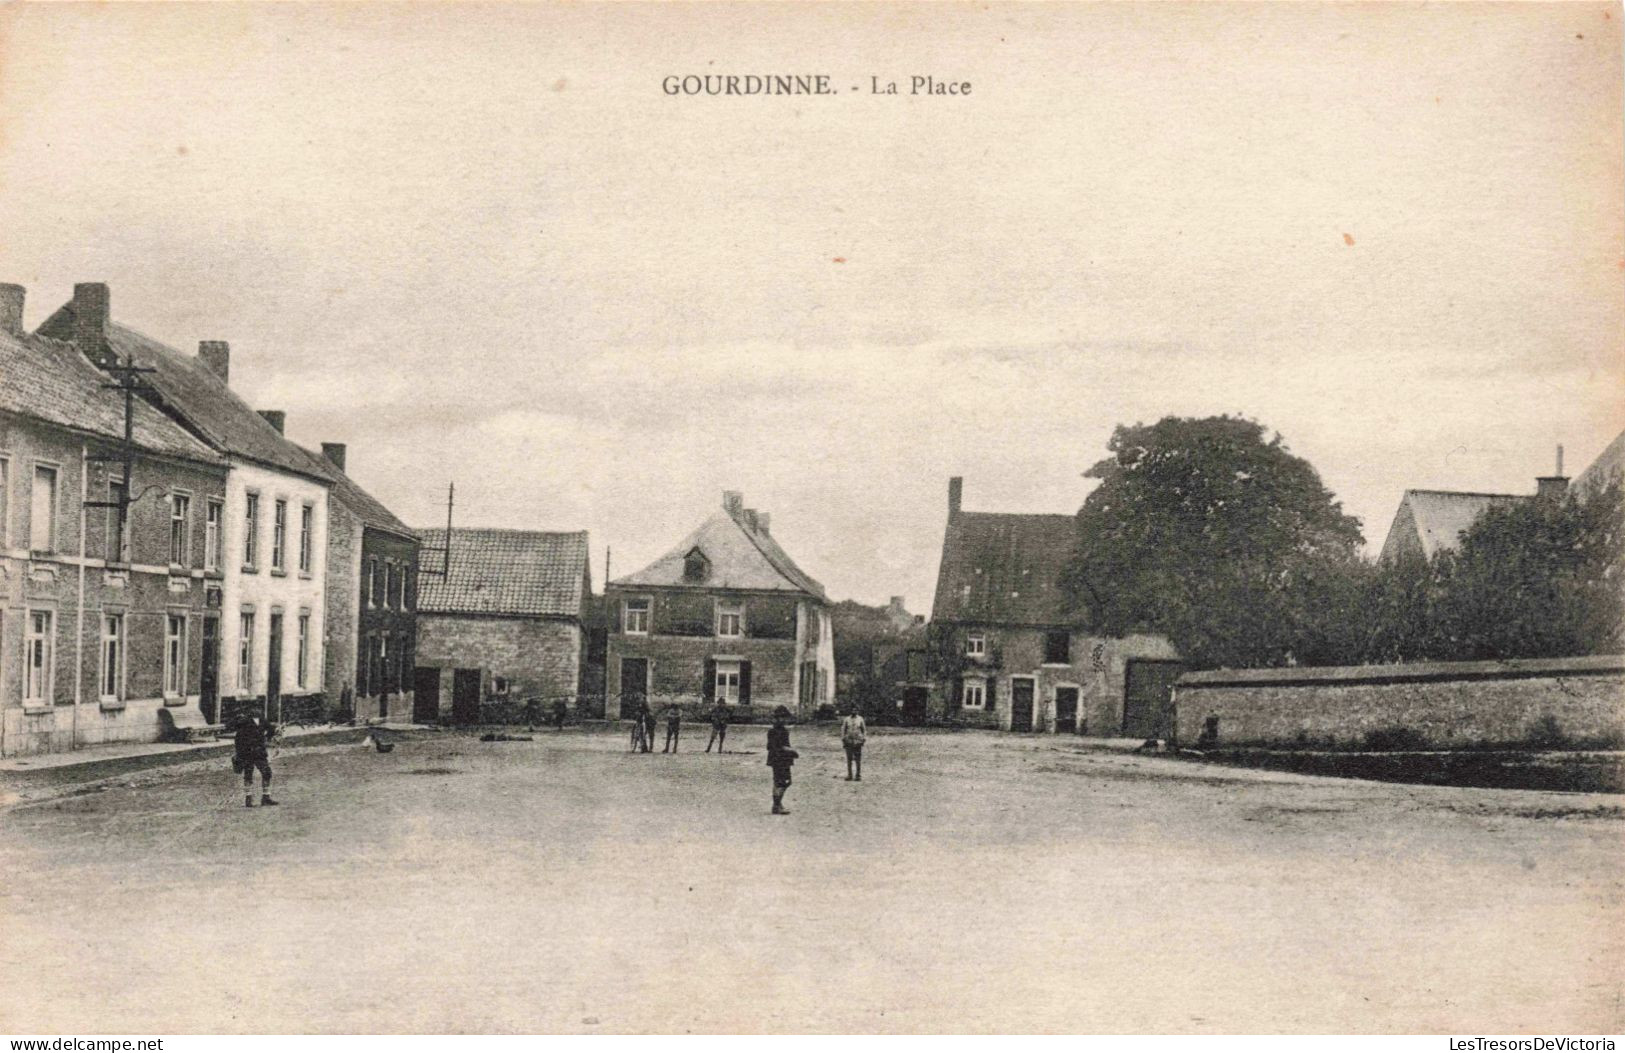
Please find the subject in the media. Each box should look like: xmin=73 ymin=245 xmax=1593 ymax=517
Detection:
xmin=418 ymin=525 xmax=588 ymax=538
xmin=726 ymin=509 xmax=825 ymax=598
xmin=1406 ymin=489 xmax=1527 ymax=500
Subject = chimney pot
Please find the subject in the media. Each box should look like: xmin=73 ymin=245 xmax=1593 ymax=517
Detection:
xmin=722 ymin=490 xmax=744 ymax=516
xmin=71 ymin=283 xmax=110 ymax=364
xmin=890 ymin=596 xmax=905 ymax=610
xmin=258 ymin=410 xmax=286 ymax=435
xmin=948 ymin=476 xmax=964 ymax=517
xmin=0 ymin=284 xmax=23 ymax=336
xmin=320 ymin=442 xmax=348 ymax=472
xmin=1536 ymin=475 xmax=1568 ymax=503
xmin=198 ymin=340 xmax=230 ymax=384
xmin=756 ymin=511 xmax=771 ymax=534
xmin=744 ymin=508 xmax=760 ymax=531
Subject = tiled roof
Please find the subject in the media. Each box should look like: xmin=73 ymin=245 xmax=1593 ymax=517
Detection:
xmin=35 ymin=304 xmax=331 ymax=483
xmin=295 ymin=445 xmax=414 ymax=541
xmin=930 ymin=511 xmax=1079 ymax=627
xmin=611 ymin=509 xmax=827 ymax=598
xmin=1379 ymin=489 xmax=1526 ymax=561
xmin=1575 ymin=430 xmax=1625 ymax=496
xmin=416 ymin=527 xmax=589 ymax=618
xmin=0 ymin=327 xmax=223 ymax=466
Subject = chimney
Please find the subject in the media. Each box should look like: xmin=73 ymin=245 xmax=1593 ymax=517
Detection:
xmin=0 ymin=284 xmax=23 ymax=336
xmin=1536 ymin=445 xmax=1569 ymax=503
xmin=198 ymin=340 xmax=230 ymax=385
xmin=756 ymin=511 xmax=771 ymax=535
xmin=258 ymin=410 xmax=286 ymax=435
xmin=948 ymin=476 xmax=963 ymax=518
xmin=889 ymin=596 xmax=906 ymax=612
xmin=743 ymin=508 xmax=760 ymax=532
xmin=722 ymin=490 xmax=744 ymax=517
xmin=320 ymin=442 xmax=348 ymax=472
xmin=72 ymin=282 xmax=111 ymax=365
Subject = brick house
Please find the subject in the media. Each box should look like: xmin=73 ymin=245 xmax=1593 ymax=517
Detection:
xmin=413 ymin=527 xmax=591 ymax=723
xmin=301 ymin=442 xmax=419 ymax=723
xmin=929 ymin=477 xmax=1180 ymax=735
xmin=605 ymin=491 xmax=835 ymax=721
xmin=39 ymin=283 xmax=335 ymax=725
xmin=0 ymin=284 xmax=230 ymax=756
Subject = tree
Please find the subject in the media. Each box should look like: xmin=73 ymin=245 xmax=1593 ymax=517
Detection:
xmin=1063 ymin=415 xmax=1365 ymax=669
xmin=1433 ymin=479 xmax=1624 ymax=660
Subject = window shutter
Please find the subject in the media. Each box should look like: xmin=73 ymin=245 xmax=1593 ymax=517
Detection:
xmin=703 ymin=658 xmax=716 ymax=702
xmin=985 ymin=676 xmax=997 ymax=713
xmin=739 ymin=661 xmax=752 ymax=705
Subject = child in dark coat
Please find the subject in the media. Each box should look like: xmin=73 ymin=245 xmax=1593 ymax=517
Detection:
xmin=767 ymin=706 xmax=797 ymax=814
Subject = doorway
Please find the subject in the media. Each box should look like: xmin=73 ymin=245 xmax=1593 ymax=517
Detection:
xmin=199 ymin=615 xmax=220 ymax=723
xmin=1054 ymin=686 xmax=1080 ymax=734
xmin=1009 ymin=677 xmax=1035 ymax=732
xmin=1123 ymin=660 xmax=1183 ymax=739
xmin=451 ymin=668 xmax=481 ymax=724
xmin=619 ymin=657 xmax=648 ymax=716
xmin=413 ymin=666 xmax=441 ymax=723
xmin=901 ymin=685 xmax=928 ymax=726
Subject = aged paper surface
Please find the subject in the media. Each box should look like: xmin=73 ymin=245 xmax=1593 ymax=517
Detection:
xmin=0 ymin=1 xmax=1621 ymax=1036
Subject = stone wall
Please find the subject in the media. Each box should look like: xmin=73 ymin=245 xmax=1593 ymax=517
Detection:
xmin=606 ymin=632 xmax=799 ymax=718
xmin=1173 ymin=655 xmax=1625 ymax=749
xmin=321 ymin=504 xmax=360 ymax=713
xmin=415 ymin=613 xmax=581 ymax=705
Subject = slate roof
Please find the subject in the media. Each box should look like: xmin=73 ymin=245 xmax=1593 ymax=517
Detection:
xmin=1378 ymin=489 xmax=1526 ymax=562
xmin=930 ymin=511 xmax=1079 ymax=628
xmin=295 ymin=445 xmax=414 ymax=542
xmin=35 ymin=304 xmax=331 ymax=484
xmin=611 ymin=508 xmax=827 ymax=599
xmin=1574 ymin=429 xmax=1625 ymax=496
xmin=0 ymin=327 xmax=224 ymax=466
xmin=416 ymin=527 xmax=589 ymax=618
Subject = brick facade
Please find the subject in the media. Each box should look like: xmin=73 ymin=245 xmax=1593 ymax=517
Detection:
xmin=0 ymin=411 xmax=228 ymax=756
xmin=353 ymin=529 xmax=419 ymax=721
xmin=1173 ymin=655 xmax=1625 ymax=749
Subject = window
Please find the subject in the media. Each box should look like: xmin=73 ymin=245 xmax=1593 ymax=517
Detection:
xmin=271 ymin=499 xmax=287 ymax=570
xmin=169 ymin=493 xmax=191 ymax=567
xmin=296 ymin=613 xmax=310 ymax=689
xmin=238 ymin=612 xmax=255 ymax=691
xmin=205 ymin=499 xmax=223 ymax=572
xmin=683 ymin=548 xmax=709 ymax=582
xmin=25 ymin=610 xmax=52 ymax=704
xmin=30 ymin=465 xmax=57 ymax=552
xmin=714 ymin=660 xmax=741 ymax=704
xmin=624 ymin=597 xmax=650 ymax=635
xmin=965 ymin=634 xmax=986 ymax=657
xmin=298 ymin=504 xmax=313 ymax=573
xmin=368 ymin=558 xmax=380 ymax=607
xmin=1044 ymin=631 xmax=1071 ymax=665
xmin=491 ymin=675 xmax=509 ymax=696
xmin=716 ymin=602 xmax=743 ymax=638
xmin=961 ymin=678 xmax=986 ymax=710
xmin=378 ymin=634 xmax=390 ymax=692
xmin=164 ymin=614 xmax=187 ymax=697
xmin=385 ymin=563 xmax=398 ymax=609
xmin=99 ymin=613 xmax=125 ymax=701
xmin=243 ymin=493 xmax=259 ymax=568
xmin=104 ymin=478 xmax=129 ymax=563
xmin=403 ymin=566 xmax=415 ymax=611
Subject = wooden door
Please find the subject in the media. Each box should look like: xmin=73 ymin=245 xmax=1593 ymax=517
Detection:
xmin=266 ymin=612 xmax=284 ymax=723
xmin=412 ymin=667 xmax=440 ymax=723
xmin=620 ymin=657 xmax=648 ymax=715
xmin=1123 ymin=660 xmax=1182 ymax=738
xmin=199 ymin=615 xmax=220 ymax=723
xmin=901 ymin=686 xmax=928 ymax=726
xmin=1054 ymin=686 xmax=1080 ymax=734
xmin=1009 ymin=678 xmax=1035 ymax=732
xmin=451 ymin=668 xmax=481 ymax=724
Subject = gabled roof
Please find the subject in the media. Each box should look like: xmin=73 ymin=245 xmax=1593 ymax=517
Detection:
xmin=0 ymin=327 xmax=224 ymax=467
xmin=1378 ymin=489 xmax=1527 ymax=562
xmin=295 ymin=445 xmax=414 ymax=542
xmin=1574 ymin=429 xmax=1625 ymax=496
xmin=416 ymin=527 xmax=589 ymax=618
xmin=612 ymin=507 xmax=827 ymax=599
xmin=36 ymin=304 xmax=331 ymax=484
xmin=930 ymin=510 xmax=1078 ymax=628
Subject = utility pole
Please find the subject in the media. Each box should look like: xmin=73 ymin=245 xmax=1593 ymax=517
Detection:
xmin=422 ymin=481 xmax=455 ymax=576
xmin=84 ymin=354 xmax=158 ymax=564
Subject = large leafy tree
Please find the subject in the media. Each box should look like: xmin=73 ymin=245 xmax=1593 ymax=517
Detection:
xmin=1063 ymin=416 xmax=1365 ymax=669
xmin=1433 ymin=479 xmax=1624 ymax=660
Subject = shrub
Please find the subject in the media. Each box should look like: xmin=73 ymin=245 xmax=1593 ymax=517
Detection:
xmin=1361 ymin=725 xmax=1430 ymax=752
xmin=1525 ymin=714 xmax=1570 ymax=749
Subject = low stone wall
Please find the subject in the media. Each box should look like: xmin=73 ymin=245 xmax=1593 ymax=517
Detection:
xmin=1173 ymin=655 xmax=1625 ymax=749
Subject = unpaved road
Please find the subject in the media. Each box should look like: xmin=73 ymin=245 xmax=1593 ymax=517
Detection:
xmin=2 ymin=727 xmax=1620 ymax=1033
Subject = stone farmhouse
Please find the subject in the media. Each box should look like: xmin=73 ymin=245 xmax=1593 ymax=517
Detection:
xmin=928 ymin=477 xmax=1180 ymax=736
xmin=605 ymin=491 xmax=835 ymax=721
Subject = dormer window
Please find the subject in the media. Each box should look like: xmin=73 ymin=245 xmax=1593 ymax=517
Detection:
xmin=683 ymin=547 xmax=710 ymax=582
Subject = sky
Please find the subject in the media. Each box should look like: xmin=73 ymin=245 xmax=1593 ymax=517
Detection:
xmin=1 ymin=3 xmax=1620 ymax=608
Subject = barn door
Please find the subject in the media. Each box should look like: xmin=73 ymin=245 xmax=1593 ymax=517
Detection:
xmin=1009 ymin=678 xmax=1035 ymax=732
xmin=1054 ymin=687 xmax=1079 ymax=734
xmin=1123 ymin=660 xmax=1182 ymax=738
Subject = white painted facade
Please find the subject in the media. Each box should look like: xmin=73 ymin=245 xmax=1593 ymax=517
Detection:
xmin=219 ymin=459 xmax=329 ymax=708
